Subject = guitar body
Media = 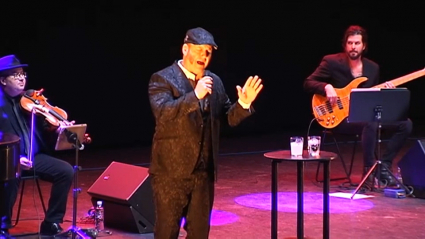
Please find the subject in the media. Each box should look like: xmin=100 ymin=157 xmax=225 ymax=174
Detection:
xmin=311 ymin=77 xmax=368 ymax=128
xmin=310 ymin=67 xmax=425 ymax=129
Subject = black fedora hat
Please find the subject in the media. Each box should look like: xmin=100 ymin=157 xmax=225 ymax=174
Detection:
xmin=0 ymin=55 xmax=28 ymax=72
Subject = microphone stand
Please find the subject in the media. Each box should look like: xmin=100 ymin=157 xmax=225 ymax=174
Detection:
xmin=57 ymin=129 xmax=92 ymax=239
xmin=24 ymin=108 xmax=91 ymax=238
xmin=23 ymin=90 xmax=94 ymax=238
xmin=351 ymin=106 xmax=413 ymax=199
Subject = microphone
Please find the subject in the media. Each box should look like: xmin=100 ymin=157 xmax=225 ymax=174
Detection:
xmin=63 ymin=129 xmax=84 ymax=150
xmin=202 ymin=73 xmax=212 ymax=112
xmin=204 ymin=95 xmax=210 ymax=112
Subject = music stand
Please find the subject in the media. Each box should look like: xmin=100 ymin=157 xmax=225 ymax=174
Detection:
xmin=347 ymin=88 xmax=413 ymax=199
xmin=55 ymin=124 xmax=93 ymax=239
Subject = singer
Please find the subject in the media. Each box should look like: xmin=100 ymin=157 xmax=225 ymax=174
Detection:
xmin=148 ymin=27 xmax=263 ymax=238
xmin=303 ymin=25 xmax=412 ymax=188
xmin=0 ymin=55 xmax=75 ymax=237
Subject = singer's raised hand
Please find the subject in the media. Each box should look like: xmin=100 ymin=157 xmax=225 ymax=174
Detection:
xmin=194 ymin=76 xmax=213 ymax=99
xmin=237 ymin=75 xmax=263 ymax=105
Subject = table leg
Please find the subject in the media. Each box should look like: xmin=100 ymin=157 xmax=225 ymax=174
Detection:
xmin=323 ymin=160 xmax=330 ymax=239
xmin=297 ymin=161 xmax=304 ymax=239
xmin=271 ymin=160 xmax=278 ymax=239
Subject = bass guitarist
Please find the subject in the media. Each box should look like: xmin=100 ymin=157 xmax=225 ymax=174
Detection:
xmin=303 ymin=25 xmax=412 ymax=188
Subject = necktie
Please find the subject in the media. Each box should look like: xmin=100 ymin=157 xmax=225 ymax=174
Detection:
xmin=11 ymin=100 xmax=31 ymax=155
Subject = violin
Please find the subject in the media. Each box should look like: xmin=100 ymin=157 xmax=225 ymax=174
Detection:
xmin=20 ymin=88 xmax=92 ymax=144
xmin=20 ymin=89 xmax=68 ymax=127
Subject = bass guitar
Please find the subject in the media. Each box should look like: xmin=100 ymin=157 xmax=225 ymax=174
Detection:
xmin=311 ymin=67 xmax=425 ymax=128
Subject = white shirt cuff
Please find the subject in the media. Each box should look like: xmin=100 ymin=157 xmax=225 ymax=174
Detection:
xmin=238 ymin=99 xmax=251 ymax=109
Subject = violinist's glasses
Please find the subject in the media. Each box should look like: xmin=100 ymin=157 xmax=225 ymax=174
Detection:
xmin=0 ymin=72 xmax=27 ymax=79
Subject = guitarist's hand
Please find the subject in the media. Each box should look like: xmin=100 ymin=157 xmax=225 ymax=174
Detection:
xmin=324 ymin=84 xmax=338 ymax=105
xmin=384 ymin=81 xmax=395 ymax=88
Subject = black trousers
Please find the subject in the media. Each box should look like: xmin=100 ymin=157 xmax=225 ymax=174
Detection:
xmin=151 ymin=170 xmax=214 ymax=239
xmin=0 ymin=153 xmax=74 ymax=229
xmin=336 ymin=118 xmax=413 ymax=167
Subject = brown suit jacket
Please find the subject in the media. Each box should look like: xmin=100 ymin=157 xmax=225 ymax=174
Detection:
xmin=148 ymin=62 xmax=254 ymax=178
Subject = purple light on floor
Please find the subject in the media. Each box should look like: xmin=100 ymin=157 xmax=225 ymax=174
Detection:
xmin=234 ymin=192 xmax=374 ymax=213
xmin=210 ymin=209 xmax=239 ymax=226
xmin=180 ymin=209 xmax=239 ymax=227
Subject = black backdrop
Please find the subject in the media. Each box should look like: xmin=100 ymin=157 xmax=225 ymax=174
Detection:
xmin=1 ymin=2 xmax=424 ymax=149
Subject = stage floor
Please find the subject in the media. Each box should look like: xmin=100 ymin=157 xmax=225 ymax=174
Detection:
xmin=7 ymin=129 xmax=425 ymax=239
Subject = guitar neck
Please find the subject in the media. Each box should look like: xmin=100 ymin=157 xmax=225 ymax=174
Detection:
xmin=372 ymin=68 xmax=425 ymax=88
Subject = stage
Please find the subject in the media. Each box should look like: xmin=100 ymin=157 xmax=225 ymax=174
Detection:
xmin=7 ymin=129 xmax=425 ymax=239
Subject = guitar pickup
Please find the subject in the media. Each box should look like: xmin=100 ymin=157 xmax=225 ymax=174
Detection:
xmin=325 ymin=101 xmax=333 ymax=113
xmin=336 ymin=98 xmax=343 ymax=109
xmin=314 ymin=105 xmax=327 ymax=116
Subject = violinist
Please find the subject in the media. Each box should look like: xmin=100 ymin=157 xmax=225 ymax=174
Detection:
xmin=0 ymin=55 xmax=74 ymax=237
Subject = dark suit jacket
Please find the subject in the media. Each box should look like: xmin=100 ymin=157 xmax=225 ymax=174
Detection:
xmin=0 ymin=90 xmax=50 ymax=156
xmin=304 ymin=53 xmax=380 ymax=96
xmin=148 ymin=62 xmax=253 ymax=178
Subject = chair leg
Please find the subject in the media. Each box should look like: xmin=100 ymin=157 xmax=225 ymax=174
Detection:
xmin=315 ymin=131 xmax=327 ymax=182
xmin=316 ymin=131 xmax=356 ymax=183
xmin=12 ymin=177 xmax=47 ymax=228
xmin=35 ymin=178 xmax=47 ymax=214
xmin=331 ymin=134 xmax=352 ymax=183
xmin=12 ymin=179 xmax=26 ymax=227
xmin=346 ymin=136 xmax=358 ymax=178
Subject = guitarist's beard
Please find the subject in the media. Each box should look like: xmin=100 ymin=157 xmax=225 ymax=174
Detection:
xmin=347 ymin=50 xmax=362 ymax=60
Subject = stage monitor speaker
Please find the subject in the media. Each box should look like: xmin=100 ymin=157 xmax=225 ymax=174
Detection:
xmin=87 ymin=161 xmax=155 ymax=233
xmin=398 ymin=139 xmax=425 ymax=199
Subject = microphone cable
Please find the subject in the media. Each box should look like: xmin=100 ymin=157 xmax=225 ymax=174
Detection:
xmin=306 ymin=117 xmax=320 ymax=140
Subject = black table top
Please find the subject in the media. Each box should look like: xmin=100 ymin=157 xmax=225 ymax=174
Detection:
xmin=264 ymin=150 xmax=337 ymax=162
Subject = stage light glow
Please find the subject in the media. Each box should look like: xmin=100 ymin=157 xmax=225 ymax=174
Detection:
xmin=234 ymin=192 xmax=374 ymax=213
xmin=210 ymin=209 xmax=239 ymax=226
xmin=180 ymin=209 xmax=239 ymax=227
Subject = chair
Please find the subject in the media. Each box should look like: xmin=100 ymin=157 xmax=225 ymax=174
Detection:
xmin=12 ymin=171 xmax=47 ymax=227
xmin=315 ymin=129 xmax=359 ymax=184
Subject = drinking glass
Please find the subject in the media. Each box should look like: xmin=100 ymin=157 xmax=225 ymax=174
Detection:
xmin=308 ymin=136 xmax=321 ymax=157
xmin=290 ymin=136 xmax=304 ymax=157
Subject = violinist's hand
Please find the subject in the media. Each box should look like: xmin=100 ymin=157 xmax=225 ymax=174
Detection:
xmin=56 ymin=120 xmax=75 ymax=133
xmin=20 ymin=156 xmax=33 ymax=170
xmin=60 ymin=120 xmax=75 ymax=126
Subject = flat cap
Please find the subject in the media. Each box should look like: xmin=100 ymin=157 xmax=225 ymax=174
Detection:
xmin=183 ymin=27 xmax=218 ymax=49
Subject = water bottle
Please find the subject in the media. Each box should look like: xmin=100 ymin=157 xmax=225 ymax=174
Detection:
xmin=95 ymin=201 xmax=104 ymax=231
xmin=396 ymin=167 xmax=403 ymax=188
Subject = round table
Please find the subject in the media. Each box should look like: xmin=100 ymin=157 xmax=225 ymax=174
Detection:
xmin=264 ymin=150 xmax=337 ymax=239
xmin=0 ymin=133 xmax=21 ymax=181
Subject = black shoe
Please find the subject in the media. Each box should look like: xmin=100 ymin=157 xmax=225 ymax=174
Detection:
xmin=0 ymin=229 xmax=10 ymax=238
xmin=40 ymin=221 xmax=64 ymax=236
xmin=379 ymin=167 xmax=398 ymax=188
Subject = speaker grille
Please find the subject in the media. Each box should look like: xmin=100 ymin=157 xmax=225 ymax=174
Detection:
xmin=398 ymin=140 xmax=425 ymax=199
